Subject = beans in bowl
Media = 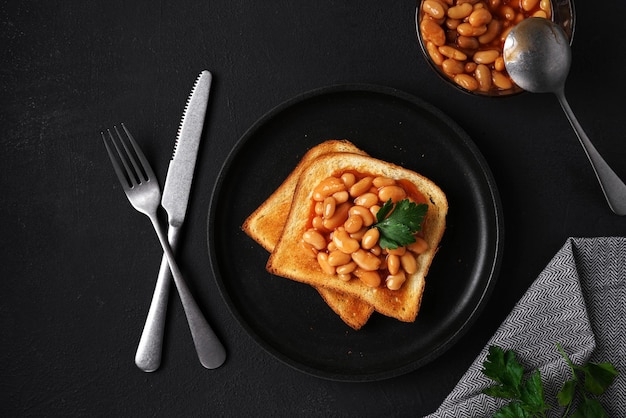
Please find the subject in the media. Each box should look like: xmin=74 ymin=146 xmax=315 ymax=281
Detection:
xmin=418 ymin=0 xmax=552 ymax=95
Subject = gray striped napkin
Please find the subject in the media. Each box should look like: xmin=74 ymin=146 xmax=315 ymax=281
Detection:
xmin=427 ymin=237 xmax=625 ymax=417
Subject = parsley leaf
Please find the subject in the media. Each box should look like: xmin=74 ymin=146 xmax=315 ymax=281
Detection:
xmin=373 ymin=199 xmax=428 ymax=250
xmin=582 ymin=362 xmax=618 ymax=396
xmin=482 ymin=345 xmax=524 ymax=398
xmin=483 ymin=344 xmax=619 ymax=418
xmin=493 ymin=402 xmax=529 ymax=418
xmin=519 ymin=370 xmax=548 ymax=415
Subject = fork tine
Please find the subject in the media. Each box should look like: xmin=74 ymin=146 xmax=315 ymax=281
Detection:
xmin=102 ymin=129 xmax=134 ymax=190
xmin=120 ymin=123 xmax=156 ymax=184
xmin=113 ymin=125 xmax=143 ymax=185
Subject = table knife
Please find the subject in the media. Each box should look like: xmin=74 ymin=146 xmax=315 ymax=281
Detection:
xmin=135 ymin=70 xmax=225 ymax=372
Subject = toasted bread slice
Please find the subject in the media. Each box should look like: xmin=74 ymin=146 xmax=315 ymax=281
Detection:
xmin=242 ymin=140 xmax=374 ymax=330
xmin=266 ymin=153 xmax=448 ymax=322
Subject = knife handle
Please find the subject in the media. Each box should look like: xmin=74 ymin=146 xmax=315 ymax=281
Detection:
xmin=135 ymin=226 xmax=180 ymax=372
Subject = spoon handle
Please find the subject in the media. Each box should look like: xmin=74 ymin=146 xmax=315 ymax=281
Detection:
xmin=555 ymin=89 xmax=626 ymax=215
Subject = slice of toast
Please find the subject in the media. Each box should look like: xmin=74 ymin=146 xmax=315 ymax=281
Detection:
xmin=266 ymin=152 xmax=448 ymax=322
xmin=242 ymin=140 xmax=374 ymax=329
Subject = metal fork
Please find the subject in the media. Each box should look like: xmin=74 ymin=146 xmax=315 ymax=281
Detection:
xmin=102 ymin=124 xmax=226 ymax=369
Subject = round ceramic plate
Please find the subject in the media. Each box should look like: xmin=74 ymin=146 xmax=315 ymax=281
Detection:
xmin=208 ymin=84 xmax=504 ymax=381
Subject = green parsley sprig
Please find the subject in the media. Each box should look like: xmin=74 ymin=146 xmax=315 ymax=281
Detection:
xmin=373 ymin=198 xmax=428 ymax=250
xmin=481 ymin=344 xmax=618 ymax=418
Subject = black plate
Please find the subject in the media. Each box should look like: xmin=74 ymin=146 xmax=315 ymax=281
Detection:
xmin=208 ymin=84 xmax=503 ymax=381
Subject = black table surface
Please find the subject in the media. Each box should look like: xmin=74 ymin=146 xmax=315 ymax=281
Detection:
xmin=3 ymin=1 xmax=626 ymax=416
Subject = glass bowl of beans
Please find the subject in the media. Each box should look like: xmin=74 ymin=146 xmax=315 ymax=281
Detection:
xmin=416 ymin=0 xmax=575 ymax=96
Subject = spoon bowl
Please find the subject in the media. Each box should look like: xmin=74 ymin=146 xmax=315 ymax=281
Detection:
xmin=503 ymin=17 xmax=626 ymax=215
xmin=503 ymin=17 xmax=571 ymax=93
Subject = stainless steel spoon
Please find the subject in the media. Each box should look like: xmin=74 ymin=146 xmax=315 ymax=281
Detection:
xmin=503 ymin=17 xmax=626 ymax=215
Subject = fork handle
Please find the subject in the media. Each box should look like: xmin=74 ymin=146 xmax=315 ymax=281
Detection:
xmin=148 ymin=215 xmax=227 ymax=369
xmin=134 ymin=225 xmax=180 ymax=372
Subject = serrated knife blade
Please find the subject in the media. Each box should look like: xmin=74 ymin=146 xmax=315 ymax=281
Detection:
xmin=162 ymin=70 xmax=212 ymax=224
xmin=135 ymin=70 xmax=224 ymax=372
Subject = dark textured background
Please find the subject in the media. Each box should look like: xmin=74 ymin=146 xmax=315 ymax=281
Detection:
xmin=2 ymin=1 xmax=626 ymax=416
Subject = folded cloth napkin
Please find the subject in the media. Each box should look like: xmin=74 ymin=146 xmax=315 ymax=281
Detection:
xmin=427 ymin=237 xmax=625 ymax=417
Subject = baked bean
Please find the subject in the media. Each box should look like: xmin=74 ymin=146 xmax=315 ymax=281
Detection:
xmin=447 ymin=2 xmax=472 ymax=19
xmin=369 ymin=204 xmax=381 ymax=218
xmin=311 ymin=216 xmax=324 ymax=230
xmin=473 ymin=49 xmax=499 ymax=64
xmin=333 ymin=228 xmax=360 ymax=254
xmin=336 ymin=261 xmax=357 ymax=275
xmin=341 ymin=172 xmax=356 ymax=188
xmin=408 ymin=237 xmax=429 ymax=254
xmin=315 ymin=201 xmax=323 ymax=215
xmin=386 ymin=271 xmax=406 ymax=291
xmin=352 ymin=249 xmax=382 ymax=271
xmin=426 ymin=41 xmax=445 ymax=65
xmin=522 ymin=0 xmax=539 ymax=11
xmin=494 ymin=56 xmax=505 ymax=72
xmin=317 ymin=252 xmax=336 ymax=275
xmin=354 ymin=192 xmax=379 ymax=208
xmin=465 ymin=62 xmax=477 ymax=73
xmin=369 ymin=245 xmax=382 ymax=256
xmin=378 ymin=185 xmax=407 ymax=203
xmin=457 ymin=22 xmax=487 ymax=37
xmin=328 ymin=250 xmax=352 ymax=267
xmin=492 ymin=70 xmax=513 ymax=89
xmin=349 ymin=205 xmax=375 ymax=226
xmin=457 ymin=35 xmax=479 ymax=50
xmin=421 ymin=19 xmax=446 ymax=46
xmin=303 ymin=229 xmax=327 ymax=250
xmin=349 ymin=227 xmax=368 ymax=241
xmin=468 ymin=8 xmax=492 ymax=27
xmin=362 ymin=228 xmax=380 ymax=250
xmin=454 ymin=73 xmax=479 ymax=91
xmin=445 ymin=18 xmax=461 ymax=30
xmin=354 ymin=268 xmax=381 ymax=288
xmin=337 ymin=273 xmax=352 ymax=282
xmin=387 ymin=254 xmax=400 ymax=275
xmin=499 ymin=5 xmax=515 ymax=20
xmin=387 ymin=246 xmax=406 ymax=256
xmin=313 ymin=176 xmax=346 ymax=201
xmin=323 ymin=201 xmax=350 ymax=229
xmin=438 ymin=45 xmax=467 ymax=61
xmin=323 ymin=196 xmax=336 ymax=218
xmin=442 ymin=58 xmax=465 ymax=75
xmin=373 ymin=176 xmax=396 ymax=188
xmin=475 ymin=64 xmax=492 ymax=91
xmin=349 ymin=176 xmax=374 ymax=197
xmin=344 ymin=215 xmax=363 ymax=234
xmin=401 ymin=253 xmax=418 ymax=275
xmin=423 ymin=0 xmax=447 ymax=19
xmin=332 ymin=190 xmax=349 ymax=204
